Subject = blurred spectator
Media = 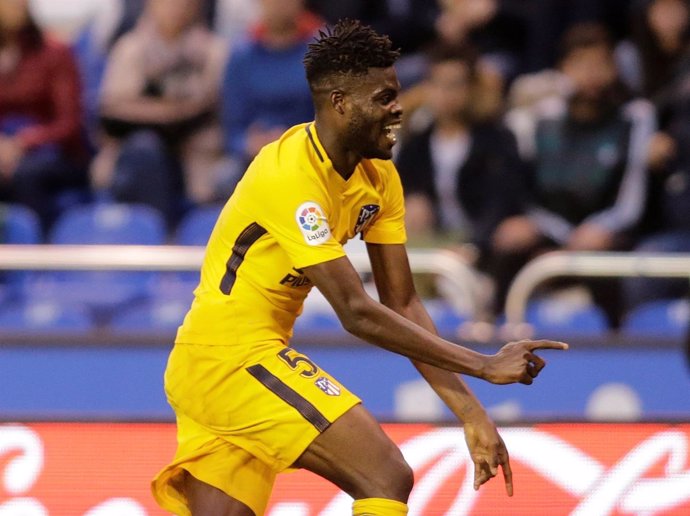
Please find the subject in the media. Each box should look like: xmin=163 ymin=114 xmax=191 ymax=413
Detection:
xmin=503 ymin=23 xmax=656 ymax=325
xmin=91 ymin=0 xmax=229 ymax=226
xmin=220 ymin=0 xmax=321 ymax=170
xmin=397 ymin=0 xmax=518 ymax=127
xmin=72 ymin=0 xmax=145 ymax=141
xmin=435 ymin=0 xmax=527 ymax=82
xmin=306 ymin=0 xmax=439 ymax=56
xmin=521 ymin=0 xmax=634 ymax=73
xmin=614 ymin=2 xmax=690 ymax=311
xmin=616 ymin=0 xmax=690 ymax=102
xmin=622 ymin=126 xmax=690 ymax=309
xmin=211 ymin=0 xmax=260 ymax=41
xmin=0 ymin=0 xmax=89 ymax=232
xmin=395 ymin=45 xmax=528 ymax=315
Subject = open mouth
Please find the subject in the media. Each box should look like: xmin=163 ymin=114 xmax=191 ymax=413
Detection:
xmin=383 ymin=122 xmax=402 ymax=144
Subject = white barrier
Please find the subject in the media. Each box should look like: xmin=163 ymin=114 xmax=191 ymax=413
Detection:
xmin=504 ymin=251 xmax=690 ymax=325
xmin=0 ymin=244 xmax=484 ymax=319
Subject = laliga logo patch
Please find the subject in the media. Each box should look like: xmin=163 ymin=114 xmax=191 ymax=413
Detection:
xmin=296 ymin=202 xmax=331 ymax=246
xmin=353 ymin=204 xmax=380 ymax=235
xmin=315 ymin=376 xmax=341 ymax=396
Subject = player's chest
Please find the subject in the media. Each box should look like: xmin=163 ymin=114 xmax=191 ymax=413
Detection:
xmin=329 ymin=188 xmax=383 ymax=244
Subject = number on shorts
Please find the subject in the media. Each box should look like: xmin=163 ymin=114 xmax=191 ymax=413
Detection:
xmin=277 ymin=348 xmax=319 ymax=378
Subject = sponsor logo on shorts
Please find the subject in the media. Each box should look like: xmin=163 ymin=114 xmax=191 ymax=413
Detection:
xmin=353 ymin=204 xmax=380 ymax=235
xmin=296 ymin=202 xmax=331 ymax=246
xmin=315 ymin=377 xmax=341 ymax=396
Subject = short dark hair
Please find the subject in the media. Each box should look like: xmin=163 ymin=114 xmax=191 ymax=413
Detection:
xmin=303 ymin=19 xmax=400 ymax=88
xmin=427 ymin=42 xmax=478 ymax=76
xmin=558 ymin=22 xmax=613 ymax=63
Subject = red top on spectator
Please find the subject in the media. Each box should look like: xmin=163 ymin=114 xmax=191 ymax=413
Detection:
xmin=0 ymin=38 xmax=85 ymax=160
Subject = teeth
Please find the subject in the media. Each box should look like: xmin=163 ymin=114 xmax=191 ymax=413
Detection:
xmin=385 ymin=123 xmax=401 ymax=144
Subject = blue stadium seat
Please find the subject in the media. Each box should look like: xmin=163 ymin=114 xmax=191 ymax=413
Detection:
xmin=175 ymin=205 xmax=223 ymax=246
xmin=23 ymin=203 xmax=167 ymax=317
xmin=0 ymin=300 xmax=94 ymax=333
xmin=0 ymin=204 xmax=42 ymax=303
xmin=1 ymin=203 xmax=42 ymax=244
xmin=524 ymin=298 xmax=610 ymax=337
xmin=50 ymin=202 xmax=166 ymax=245
xmin=168 ymin=204 xmax=223 ymax=289
xmin=622 ymin=298 xmax=689 ymax=339
xmin=109 ymin=297 xmax=190 ymax=335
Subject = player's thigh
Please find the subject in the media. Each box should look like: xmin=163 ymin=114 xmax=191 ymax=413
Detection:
xmin=180 ymin=470 xmax=256 ymax=516
xmin=293 ymin=403 xmax=414 ymax=501
xmin=152 ymin=417 xmax=277 ymax=516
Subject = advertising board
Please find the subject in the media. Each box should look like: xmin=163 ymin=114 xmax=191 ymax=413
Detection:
xmin=1 ymin=423 xmax=689 ymax=515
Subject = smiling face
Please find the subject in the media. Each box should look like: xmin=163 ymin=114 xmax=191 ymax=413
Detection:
xmin=338 ymin=66 xmax=403 ymax=160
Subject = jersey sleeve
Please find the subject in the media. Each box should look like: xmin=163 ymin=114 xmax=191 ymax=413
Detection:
xmin=255 ymin=173 xmax=347 ymax=269
xmin=362 ymin=162 xmax=408 ymax=244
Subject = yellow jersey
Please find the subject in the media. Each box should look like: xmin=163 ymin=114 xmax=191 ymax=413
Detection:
xmin=175 ymin=122 xmax=407 ymax=346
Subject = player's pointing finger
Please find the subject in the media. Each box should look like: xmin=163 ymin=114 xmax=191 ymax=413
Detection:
xmin=525 ymin=340 xmax=569 ymax=351
xmin=501 ymin=459 xmax=514 ymax=497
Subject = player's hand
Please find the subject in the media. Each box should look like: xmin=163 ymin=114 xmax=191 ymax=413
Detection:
xmin=482 ymin=339 xmax=568 ymax=385
xmin=463 ymin=415 xmax=513 ymax=495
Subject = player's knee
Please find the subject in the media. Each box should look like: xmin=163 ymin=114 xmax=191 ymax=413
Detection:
xmin=389 ymin=454 xmax=415 ymax=500
xmin=366 ymin=451 xmax=414 ymax=501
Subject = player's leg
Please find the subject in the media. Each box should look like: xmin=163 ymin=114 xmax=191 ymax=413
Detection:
xmin=151 ymin=412 xmax=277 ymax=516
xmin=175 ymin=469 xmax=256 ymax=516
xmin=294 ymin=403 xmax=413 ymax=515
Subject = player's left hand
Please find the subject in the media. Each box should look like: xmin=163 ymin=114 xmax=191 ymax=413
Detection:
xmin=463 ymin=416 xmax=513 ymax=496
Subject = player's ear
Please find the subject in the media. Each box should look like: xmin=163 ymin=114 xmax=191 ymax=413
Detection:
xmin=330 ymin=90 xmax=346 ymax=115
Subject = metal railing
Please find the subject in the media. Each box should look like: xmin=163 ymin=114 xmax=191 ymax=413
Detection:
xmin=3 ymin=245 xmax=689 ymax=329
xmin=504 ymin=251 xmax=690 ymax=326
xmin=0 ymin=244 xmax=485 ymax=319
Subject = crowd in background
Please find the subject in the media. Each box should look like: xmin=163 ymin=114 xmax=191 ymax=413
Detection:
xmin=2 ymin=0 xmax=690 ymax=324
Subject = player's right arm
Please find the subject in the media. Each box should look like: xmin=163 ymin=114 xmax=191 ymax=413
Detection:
xmin=303 ymin=255 xmax=567 ymax=384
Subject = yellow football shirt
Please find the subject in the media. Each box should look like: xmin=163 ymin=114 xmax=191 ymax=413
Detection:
xmin=175 ymin=122 xmax=407 ymax=346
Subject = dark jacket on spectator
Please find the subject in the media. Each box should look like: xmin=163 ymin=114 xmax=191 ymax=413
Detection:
xmin=523 ymin=98 xmax=655 ymax=244
xmin=396 ymin=123 xmax=527 ymax=250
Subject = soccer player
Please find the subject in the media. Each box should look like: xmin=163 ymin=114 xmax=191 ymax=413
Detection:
xmin=152 ymin=19 xmax=568 ymax=516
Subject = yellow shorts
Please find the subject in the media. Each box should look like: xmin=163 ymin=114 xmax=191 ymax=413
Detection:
xmin=151 ymin=340 xmax=361 ymax=516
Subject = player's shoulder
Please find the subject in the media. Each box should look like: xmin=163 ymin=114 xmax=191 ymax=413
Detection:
xmin=247 ymin=123 xmax=316 ymax=183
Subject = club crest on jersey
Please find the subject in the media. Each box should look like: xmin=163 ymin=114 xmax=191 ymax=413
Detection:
xmin=353 ymin=204 xmax=380 ymax=235
xmin=296 ymin=201 xmax=331 ymax=246
xmin=315 ymin=376 xmax=341 ymax=396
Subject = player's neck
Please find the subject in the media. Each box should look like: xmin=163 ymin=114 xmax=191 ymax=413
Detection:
xmin=313 ymin=120 xmax=359 ymax=180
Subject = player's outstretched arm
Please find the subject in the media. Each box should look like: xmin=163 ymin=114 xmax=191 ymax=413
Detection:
xmin=361 ymin=242 xmax=565 ymax=495
xmin=303 ymin=253 xmax=567 ymax=384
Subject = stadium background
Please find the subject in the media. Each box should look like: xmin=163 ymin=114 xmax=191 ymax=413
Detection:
xmin=2 ymin=0 xmax=690 ymax=514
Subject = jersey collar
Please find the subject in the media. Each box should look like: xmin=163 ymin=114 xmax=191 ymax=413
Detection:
xmin=305 ymin=123 xmax=326 ymax=163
